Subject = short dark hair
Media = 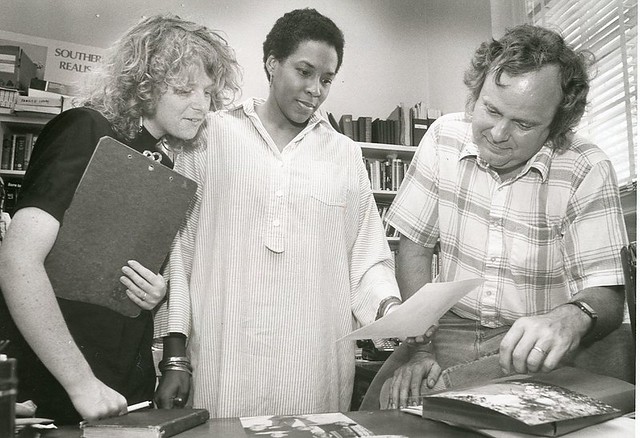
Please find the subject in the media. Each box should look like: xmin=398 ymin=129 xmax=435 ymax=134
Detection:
xmin=262 ymin=8 xmax=345 ymax=80
xmin=464 ymin=24 xmax=594 ymax=149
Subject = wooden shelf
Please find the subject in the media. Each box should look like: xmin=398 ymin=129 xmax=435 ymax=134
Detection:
xmin=357 ymin=141 xmax=416 ymax=161
xmin=0 ymin=113 xmax=54 ymax=126
xmin=372 ymin=189 xmax=397 ymax=203
xmin=0 ymin=169 xmax=25 ymax=177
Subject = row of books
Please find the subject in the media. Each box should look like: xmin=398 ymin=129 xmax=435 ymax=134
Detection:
xmin=333 ymin=103 xmax=442 ymax=146
xmin=1 ymin=132 xmax=37 ymax=171
xmin=378 ymin=205 xmax=400 ymax=238
xmin=365 ymin=157 xmax=408 ymax=191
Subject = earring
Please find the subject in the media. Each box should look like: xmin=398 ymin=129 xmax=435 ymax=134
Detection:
xmin=138 ymin=115 xmax=144 ymax=134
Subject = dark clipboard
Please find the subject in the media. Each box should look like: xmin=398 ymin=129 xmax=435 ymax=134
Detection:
xmin=44 ymin=136 xmax=197 ymax=317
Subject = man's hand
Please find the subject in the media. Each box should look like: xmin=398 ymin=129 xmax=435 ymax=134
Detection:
xmin=69 ymin=378 xmax=128 ymax=421
xmin=387 ymin=348 xmax=441 ymax=409
xmin=499 ymin=304 xmax=591 ymax=375
xmin=386 ymin=325 xmax=439 ymax=409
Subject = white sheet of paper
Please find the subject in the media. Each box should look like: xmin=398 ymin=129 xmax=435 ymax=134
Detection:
xmin=338 ymin=278 xmax=483 ymax=341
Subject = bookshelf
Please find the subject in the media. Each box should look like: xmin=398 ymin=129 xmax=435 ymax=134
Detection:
xmin=0 ymin=113 xmax=54 ymax=214
xmin=0 ymin=113 xmax=52 ymax=174
xmin=357 ymin=141 xmax=416 ymax=250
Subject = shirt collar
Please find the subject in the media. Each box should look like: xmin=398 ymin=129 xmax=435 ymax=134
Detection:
xmin=240 ymin=97 xmax=327 ymax=129
xmin=458 ymin=139 xmax=554 ymax=182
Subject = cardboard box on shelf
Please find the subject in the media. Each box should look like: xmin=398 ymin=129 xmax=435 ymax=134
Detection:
xmin=0 ymin=46 xmax=37 ymax=92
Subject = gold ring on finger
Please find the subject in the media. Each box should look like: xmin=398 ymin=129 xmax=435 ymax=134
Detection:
xmin=532 ymin=346 xmax=547 ymax=355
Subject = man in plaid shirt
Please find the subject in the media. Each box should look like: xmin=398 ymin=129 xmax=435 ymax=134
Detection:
xmin=372 ymin=25 xmax=630 ymax=410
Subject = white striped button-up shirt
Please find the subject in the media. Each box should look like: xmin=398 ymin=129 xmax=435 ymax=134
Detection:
xmin=386 ymin=112 xmax=627 ymax=328
xmin=155 ymin=98 xmax=399 ymax=417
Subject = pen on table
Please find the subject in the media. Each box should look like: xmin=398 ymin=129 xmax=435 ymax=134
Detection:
xmin=76 ymin=402 xmax=152 ymax=427
xmin=127 ymin=401 xmax=152 ymax=412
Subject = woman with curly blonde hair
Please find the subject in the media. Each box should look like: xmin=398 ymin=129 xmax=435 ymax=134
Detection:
xmin=82 ymin=13 xmax=241 ymax=149
xmin=0 ymin=14 xmax=240 ymax=425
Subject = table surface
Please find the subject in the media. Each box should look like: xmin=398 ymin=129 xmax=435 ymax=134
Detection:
xmin=31 ymin=409 xmax=484 ymax=437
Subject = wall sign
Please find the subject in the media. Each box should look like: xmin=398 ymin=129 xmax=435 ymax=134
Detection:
xmin=0 ymin=30 xmax=105 ymax=93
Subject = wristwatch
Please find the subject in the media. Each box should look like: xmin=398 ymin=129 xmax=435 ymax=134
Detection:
xmin=567 ymin=301 xmax=598 ymax=333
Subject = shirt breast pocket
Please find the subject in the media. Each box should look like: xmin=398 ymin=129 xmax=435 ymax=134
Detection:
xmin=308 ymin=162 xmax=347 ymax=208
xmin=508 ymin=220 xmax=564 ymax=279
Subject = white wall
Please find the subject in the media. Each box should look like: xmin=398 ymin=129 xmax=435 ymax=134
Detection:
xmin=425 ymin=0 xmax=492 ymax=114
xmin=0 ymin=0 xmax=492 ymax=119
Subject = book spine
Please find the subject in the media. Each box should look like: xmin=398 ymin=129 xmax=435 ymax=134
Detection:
xmin=23 ymin=133 xmax=34 ymax=170
xmin=339 ymin=115 xmax=354 ymax=140
xmin=372 ymin=119 xmax=381 ymax=143
xmin=412 ymin=118 xmax=429 ymax=146
xmin=12 ymin=135 xmax=26 ymax=170
xmin=358 ymin=117 xmax=372 ymax=143
xmin=160 ymin=409 xmax=210 ymax=437
xmin=391 ymin=158 xmax=404 ymax=191
xmin=4 ymin=179 xmax=22 ymax=215
xmin=366 ymin=117 xmax=372 ymax=143
xmin=392 ymin=119 xmax=400 ymax=145
xmin=380 ymin=160 xmax=388 ymax=190
xmin=354 ymin=121 xmax=360 ymax=142
xmin=368 ymin=159 xmax=382 ymax=190
xmin=1 ymin=135 xmax=11 ymax=170
xmin=8 ymin=135 xmax=16 ymax=170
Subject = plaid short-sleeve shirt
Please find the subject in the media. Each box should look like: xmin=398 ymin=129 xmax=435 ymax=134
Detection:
xmin=386 ymin=112 xmax=628 ymax=327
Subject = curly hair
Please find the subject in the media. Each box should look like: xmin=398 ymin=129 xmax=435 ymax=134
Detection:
xmin=262 ymin=8 xmax=344 ymax=80
xmin=463 ymin=24 xmax=594 ymax=149
xmin=79 ymin=14 xmax=242 ymax=149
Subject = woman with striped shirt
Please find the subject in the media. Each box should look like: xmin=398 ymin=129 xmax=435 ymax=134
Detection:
xmin=154 ymin=8 xmax=401 ymax=417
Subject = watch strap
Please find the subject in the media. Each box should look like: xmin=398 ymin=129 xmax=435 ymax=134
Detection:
xmin=567 ymin=301 xmax=598 ymax=334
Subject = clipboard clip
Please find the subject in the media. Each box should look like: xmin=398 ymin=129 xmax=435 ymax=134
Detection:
xmin=143 ymin=150 xmax=163 ymax=163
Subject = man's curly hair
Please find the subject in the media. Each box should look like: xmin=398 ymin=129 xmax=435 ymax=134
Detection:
xmin=262 ymin=8 xmax=344 ymax=80
xmin=79 ymin=14 xmax=242 ymax=150
xmin=464 ymin=24 xmax=594 ymax=149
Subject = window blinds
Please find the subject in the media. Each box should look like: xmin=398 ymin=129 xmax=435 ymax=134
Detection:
xmin=526 ymin=0 xmax=637 ymax=185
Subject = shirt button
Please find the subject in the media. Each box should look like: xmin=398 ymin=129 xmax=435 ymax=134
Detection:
xmin=490 ymin=257 xmax=497 ymax=262
xmin=273 ymin=219 xmax=281 ymax=227
xmin=279 ymin=162 xmax=284 ymax=168
xmin=275 ymin=190 xmax=284 ymax=198
xmin=486 ymin=290 xmax=492 ymax=296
